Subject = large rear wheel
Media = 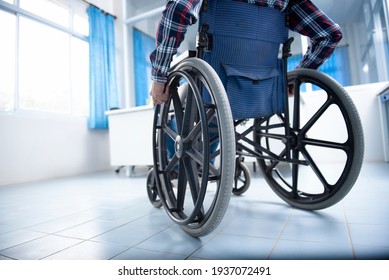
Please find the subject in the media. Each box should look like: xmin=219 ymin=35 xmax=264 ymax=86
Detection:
xmin=152 ymin=57 xmax=236 ymax=237
xmin=256 ymin=69 xmax=364 ymax=210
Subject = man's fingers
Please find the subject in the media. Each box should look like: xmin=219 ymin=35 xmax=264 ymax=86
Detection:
xmin=150 ymin=82 xmax=169 ymax=105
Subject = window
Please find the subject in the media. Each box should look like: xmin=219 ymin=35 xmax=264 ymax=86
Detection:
xmin=0 ymin=0 xmax=89 ymax=115
xmin=288 ymin=46 xmax=351 ymax=87
xmin=71 ymin=37 xmax=89 ymax=114
xmin=73 ymin=12 xmax=89 ymax=36
xmin=0 ymin=9 xmax=16 ymax=110
xmin=380 ymin=2 xmax=389 ymax=72
xmin=359 ymin=0 xmax=389 ymax=83
xmin=20 ymin=0 xmax=69 ymax=27
xmin=18 ymin=17 xmax=70 ymax=113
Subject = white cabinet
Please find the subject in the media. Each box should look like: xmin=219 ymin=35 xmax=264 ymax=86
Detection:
xmin=106 ymin=105 xmax=154 ymax=168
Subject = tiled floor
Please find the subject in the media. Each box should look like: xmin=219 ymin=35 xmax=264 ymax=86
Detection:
xmin=0 ymin=162 xmax=388 ymax=260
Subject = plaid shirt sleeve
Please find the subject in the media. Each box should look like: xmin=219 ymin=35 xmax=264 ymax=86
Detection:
xmin=150 ymin=0 xmax=203 ymax=83
xmin=287 ymin=0 xmax=343 ymax=69
xmin=150 ymin=0 xmax=342 ymax=83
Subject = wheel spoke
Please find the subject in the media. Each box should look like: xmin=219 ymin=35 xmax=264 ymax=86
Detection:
xmin=183 ymin=156 xmax=200 ymax=201
xmin=183 ymin=156 xmax=205 ymax=221
xmin=172 ymin=88 xmax=184 ymax=134
xmin=303 ymin=137 xmax=350 ymax=151
xmin=184 ymin=118 xmax=202 ymax=143
xmin=185 ymin=148 xmax=204 ymax=166
xmin=292 ymin=79 xmax=301 ymax=131
xmin=300 ymin=147 xmax=332 ymax=192
xmin=181 ymin=89 xmax=196 ymax=137
xmin=164 ymin=153 xmax=178 ymax=173
xmin=300 ymin=96 xmax=333 ymax=135
xmin=291 ymin=149 xmax=300 ymax=198
xmin=264 ymin=149 xmax=287 ymax=173
xmin=176 ymin=161 xmax=188 ymax=212
xmin=183 ymin=106 xmax=216 ymax=143
xmin=291 ymin=79 xmax=300 ymax=198
xmin=162 ymin=125 xmax=178 ymax=143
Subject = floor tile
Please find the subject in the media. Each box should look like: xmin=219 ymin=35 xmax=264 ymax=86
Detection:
xmin=220 ymin=214 xmax=287 ymax=239
xmin=0 ymin=213 xmax=61 ymax=229
xmin=43 ymin=240 xmax=128 ymax=260
xmin=26 ymin=215 xmax=93 ymax=234
xmin=26 ymin=208 xmax=109 ymax=234
xmin=289 ymin=205 xmax=347 ymax=224
xmin=0 ymin=234 xmax=82 ymax=260
xmin=191 ymin=234 xmax=276 ymax=260
xmin=348 ymin=224 xmax=389 ymax=247
xmin=134 ymin=224 xmax=212 ymax=256
xmin=55 ymin=220 xmax=128 ymax=240
xmin=280 ymin=216 xmax=351 ymax=245
xmin=94 ymin=206 xmax=151 ymax=224
xmin=0 ymin=224 xmax=17 ymax=235
xmin=345 ymin=209 xmax=389 ymax=225
xmin=0 ymin=254 xmax=14 ymax=260
xmin=353 ymin=245 xmax=389 ymax=260
xmin=0 ymin=229 xmax=46 ymax=251
xmin=112 ymin=248 xmax=187 ymax=260
xmin=91 ymin=221 xmax=169 ymax=247
xmin=270 ymin=239 xmax=353 ymax=260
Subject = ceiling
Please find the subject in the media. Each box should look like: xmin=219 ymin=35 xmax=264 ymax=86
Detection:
xmin=129 ymin=0 xmax=364 ymax=25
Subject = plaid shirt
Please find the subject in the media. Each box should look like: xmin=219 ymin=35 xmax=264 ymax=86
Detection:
xmin=150 ymin=0 xmax=342 ymax=83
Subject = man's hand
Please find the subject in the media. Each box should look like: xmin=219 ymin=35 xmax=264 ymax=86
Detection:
xmin=150 ymin=81 xmax=169 ymax=105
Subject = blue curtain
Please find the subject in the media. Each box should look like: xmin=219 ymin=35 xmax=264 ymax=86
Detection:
xmin=133 ymin=28 xmax=155 ymax=106
xmin=87 ymin=5 xmax=118 ymax=129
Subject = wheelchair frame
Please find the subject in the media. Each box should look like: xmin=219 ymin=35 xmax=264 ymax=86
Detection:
xmin=147 ymin=5 xmax=364 ymax=237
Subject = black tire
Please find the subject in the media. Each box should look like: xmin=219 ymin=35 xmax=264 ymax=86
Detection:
xmin=146 ymin=168 xmax=162 ymax=208
xmin=232 ymin=159 xmax=251 ymax=195
xmin=256 ymin=69 xmax=364 ymax=210
xmin=152 ymin=57 xmax=236 ymax=237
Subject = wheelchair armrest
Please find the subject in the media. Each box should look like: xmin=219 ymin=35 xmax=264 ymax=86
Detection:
xmin=170 ymin=50 xmax=197 ymax=68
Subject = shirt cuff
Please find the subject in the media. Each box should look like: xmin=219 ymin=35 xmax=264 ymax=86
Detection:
xmin=151 ymin=68 xmax=168 ymax=84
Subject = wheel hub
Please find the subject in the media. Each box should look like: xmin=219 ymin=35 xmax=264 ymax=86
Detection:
xmin=285 ymin=130 xmax=299 ymax=150
xmin=175 ymin=135 xmax=184 ymax=158
xmin=291 ymin=131 xmax=298 ymax=149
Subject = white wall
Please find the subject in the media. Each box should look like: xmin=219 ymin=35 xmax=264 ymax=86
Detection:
xmin=0 ymin=113 xmax=112 ymax=186
xmin=302 ymin=81 xmax=388 ymax=163
xmin=347 ymin=82 xmax=388 ymax=162
xmin=87 ymin=0 xmax=115 ymax=15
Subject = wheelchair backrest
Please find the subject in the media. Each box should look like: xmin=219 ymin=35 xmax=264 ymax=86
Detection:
xmin=199 ymin=0 xmax=289 ymax=120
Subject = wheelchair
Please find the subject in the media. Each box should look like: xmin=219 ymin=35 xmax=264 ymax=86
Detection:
xmin=146 ymin=1 xmax=364 ymax=237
